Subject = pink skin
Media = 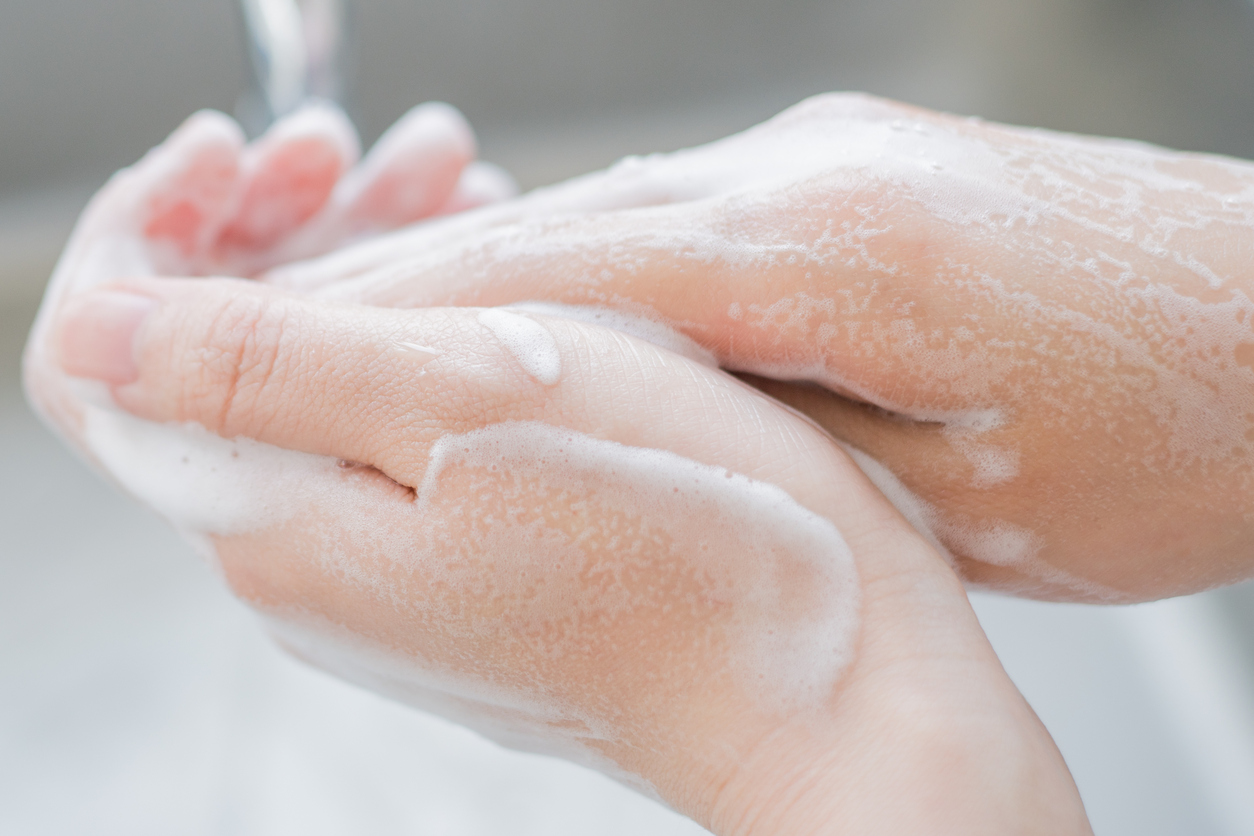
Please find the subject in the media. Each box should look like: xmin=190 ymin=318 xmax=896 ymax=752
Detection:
xmin=22 ymin=100 xmax=1095 ymax=834
xmin=24 ymin=101 xmax=515 ymax=450
xmin=253 ymin=93 xmax=1254 ymax=604
xmin=44 ymin=274 xmax=1090 ymax=835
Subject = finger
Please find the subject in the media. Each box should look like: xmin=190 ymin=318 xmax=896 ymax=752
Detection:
xmin=311 ymin=191 xmax=936 ymax=411
xmin=70 ymin=111 xmax=245 ymax=279
xmin=52 ymin=273 xmax=998 ymax=798
xmin=260 ymin=200 xmax=512 ymax=291
xmin=259 ymin=150 xmax=709 ymax=292
xmin=258 ymin=93 xmax=925 ymax=292
xmin=280 ymin=184 xmax=1122 ymax=601
xmin=336 ymin=102 xmax=477 ymax=230
xmin=257 ymin=103 xmax=482 ymax=273
xmin=24 ymin=111 xmax=244 ymax=439
xmin=214 ymin=104 xmax=360 ymax=257
xmin=53 ymin=275 xmax=969 ymax=701
xmin=54 ymin=276 xmax=917 ymax=559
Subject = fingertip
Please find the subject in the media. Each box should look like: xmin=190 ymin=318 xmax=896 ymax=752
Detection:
xmin=123 ymin=109 xmax=244 ymax=194
xmin=387 ymin=101 xmax=477 ymax=159
xmin=337 ymin=101 xmax=478 ymax=229
xmin=166 ymin=110 xmax=248 ymax=156
xmin=134 ymin=114 xmax=245 ymax=262
xmin=218 ymin=103 xmax=363 ymax=253
xmin=260 ymin=102 xmax=362 ymax=166
xmin=56 ymin=289 xmax=158 ymax=386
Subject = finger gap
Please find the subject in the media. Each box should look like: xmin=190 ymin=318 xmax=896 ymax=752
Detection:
xmin=337 ymin=459 xmax=417 ymax=501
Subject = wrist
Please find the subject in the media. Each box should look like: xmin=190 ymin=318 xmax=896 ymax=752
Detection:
xmin=680 ymin=677 xmax=1092 ymax=836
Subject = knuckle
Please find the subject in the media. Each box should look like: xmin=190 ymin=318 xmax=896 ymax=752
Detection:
xmin=181 ymin=292 xmax=295 ymax=436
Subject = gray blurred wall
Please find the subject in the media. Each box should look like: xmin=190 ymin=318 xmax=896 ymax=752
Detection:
xmin=3 ymin=0 xmax=1254 ymax=201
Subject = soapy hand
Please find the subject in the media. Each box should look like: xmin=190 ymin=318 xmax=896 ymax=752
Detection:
xmin=46 ymin=272 xmax=1090 ymax=835
xmin=264 ymin=93 xmax=1254 ymax=603
xmin=23 ymin=102 xmax=514 ymax=453
xmin=22 ymin=104 xmax=1093 ymax=833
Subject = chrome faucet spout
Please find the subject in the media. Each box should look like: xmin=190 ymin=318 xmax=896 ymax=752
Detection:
xmin=238 ymin=0 xmax=348 ymax=129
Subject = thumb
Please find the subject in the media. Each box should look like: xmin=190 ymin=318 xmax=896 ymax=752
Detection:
xmin=54 ymin=275 xmax=947 ymax=590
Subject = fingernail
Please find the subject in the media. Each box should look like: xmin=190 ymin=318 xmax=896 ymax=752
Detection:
xmin=58 ymin=291 xmax=157 ymax=385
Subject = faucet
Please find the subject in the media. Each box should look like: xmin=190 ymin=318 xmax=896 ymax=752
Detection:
xmin=237 ymin=0 xmax=348 ymax=131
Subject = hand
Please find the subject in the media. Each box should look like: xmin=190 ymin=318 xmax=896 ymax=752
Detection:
xmin=23 ymin=102 xmax=514 ymax=452
xmin=264 ymin=93 xmax=1254 ymax=603
xmin=45 ymin=273 xmax=1091 ymax=835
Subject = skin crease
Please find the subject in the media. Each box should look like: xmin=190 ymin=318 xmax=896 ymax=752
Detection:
xmin=21 ymin=104 xmax=1097 ymax=833
xmin=256 ymin=93 xmax=1254 ymax=603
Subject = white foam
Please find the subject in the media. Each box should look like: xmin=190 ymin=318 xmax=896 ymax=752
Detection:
xmin=309 ymin=99 xmax=1253 ymax=485
xmin=477 ymin=309 xmax=563 ymax=385
xmin=291 ymin=421 xmax=862 ymax=739
xmin=83 ymin=406 xmax=338 ymax=539
xmin=508 ymin=301 xmax=718 ymax=367
xmin=79 ymin=409 xmax=861 ymax=772
xmin=942 ymin=429 xmax=1021 ymax=488
xmin=412 ymin=422 xmax=860 ymax=714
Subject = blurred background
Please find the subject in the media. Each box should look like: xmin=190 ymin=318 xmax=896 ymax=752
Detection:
xmin=3 ymin=0 xmax=1254 ymax=833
